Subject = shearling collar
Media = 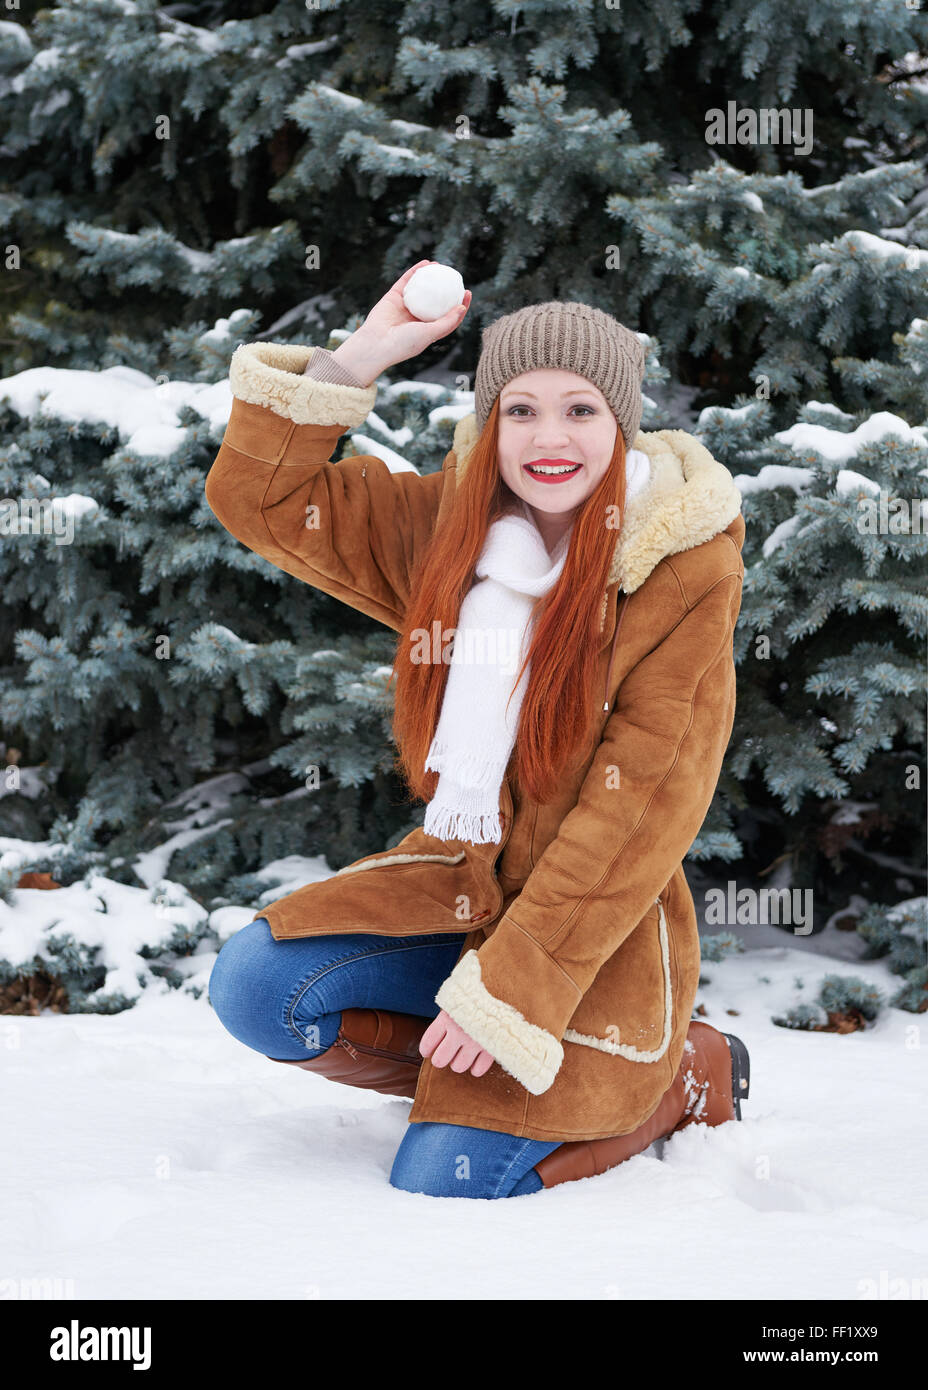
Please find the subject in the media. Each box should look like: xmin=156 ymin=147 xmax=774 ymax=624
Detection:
xmin=449 ymin=414 xmax=743 ymax=600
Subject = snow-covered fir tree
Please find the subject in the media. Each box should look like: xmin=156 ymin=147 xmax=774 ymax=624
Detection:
xmin=0 ymin=0 xmax=925 ymax=1012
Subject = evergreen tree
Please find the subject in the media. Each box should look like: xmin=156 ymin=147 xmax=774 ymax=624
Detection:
xmin=0 ymin=0 xmax=925 ymax=1003
xmin=697 ymin=307 xmax=926 ymax=912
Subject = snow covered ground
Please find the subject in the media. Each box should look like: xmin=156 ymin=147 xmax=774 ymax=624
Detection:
xmin=3 ymin=916 xmax=926 ymax=1300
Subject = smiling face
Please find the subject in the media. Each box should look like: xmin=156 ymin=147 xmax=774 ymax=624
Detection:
xmin=495 ymin=369 xmax=618 ymax=545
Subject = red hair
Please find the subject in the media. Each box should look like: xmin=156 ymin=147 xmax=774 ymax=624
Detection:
xmin=389 ymin=396 xmax=627 ymax=806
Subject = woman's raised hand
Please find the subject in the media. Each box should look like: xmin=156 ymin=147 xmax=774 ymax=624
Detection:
xmin=331 ymin=261 xmax=472 ymax=386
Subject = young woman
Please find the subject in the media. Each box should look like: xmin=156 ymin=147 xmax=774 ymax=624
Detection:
xmin=205 ymin=261 xmax=750 ymax=1200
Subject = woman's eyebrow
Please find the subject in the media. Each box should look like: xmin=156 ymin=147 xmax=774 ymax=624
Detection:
xmin=501 ymin=389 xmax=598 ymax=400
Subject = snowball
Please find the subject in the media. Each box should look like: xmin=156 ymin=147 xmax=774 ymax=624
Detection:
xmin=402 ymin=264 xmax=465 ymax=321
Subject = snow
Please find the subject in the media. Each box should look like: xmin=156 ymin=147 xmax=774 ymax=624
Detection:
xmin=173 ymin=243 xmax=212 ymax=272
xmin=429 ymin=400 xmax=475 ymax=426
xmin=0 ymin=834 xmax=64 ymax=870
xmin=728 ymin=265 xmax=760 ymax=279
xmin=199 ymin=309 xmax=253 ymax=345
xmin=389 ymin=118 xmax=433 ymax=135
xmin=775 ymin=412 xmax=928 ymax=465
xmin=0 ymin=871 xmax=209 ymax=1005
xmin=402 ymin=264 xmax=465 ymax=322
xmin=762 ymin=514 xmax=802 ymax=557
xmin=35 ymin=89 xmax=71 ymax=118
xmin=2 ymin=799 xmax=924 ymax=1296
xmin=194 ymin=624 xmax=256 ymax=653
xmin=0 ymin=493 xmax=99 ymax=544
xmin=382 ymin=378 xmax=471 ymax=402
xmin=0 ymin=343 xmax=473 ymax=464
xmin=275 ymin=40 xmax=339 ymax=68
xmin=374 ymin=143 xmax=419 ymax=161
xmin=346 ymin=435 xmax=418 ymax=474
xmin=0 ymin=20 xmax=33 ymax=56
xmin=0 ymin=359 xmax=233 ymax=458
xmin=251 ymin=855 xmax=333 ymax=902
xmin=362 ymin=410 xmax=413 ymax=448
xmin=838 ymin=229 xmax=928 ymax=267
xmin=0 ymin=765 xmax=47 ymax=801
xmin=161 ymin=772 xmax=250 ymax=822
xmin=734 ymin=464 xmax=814 ymax=495
xmin=313 ymin=83 xmax=364 ymax=108
xmin=53 ymin=493 xmax=98 ymax=519
xmin=835 ymin=469 xmax=881 ymax=498
xmin=132 ymin=821 xmax=233 ymax=891
xmin=157 ymin=13 xmax=221 ymax=53
xmin=804 ymin=400 xmax=855 ymax=420
xmin=260 ymin=294 xmax=338 ymax=339
xmin=2 ymin=912 xmax=924 ymax=1297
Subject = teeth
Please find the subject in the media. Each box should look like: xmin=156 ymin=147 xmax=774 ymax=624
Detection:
xmin=527 ymin=464 xmax=580 ymax=474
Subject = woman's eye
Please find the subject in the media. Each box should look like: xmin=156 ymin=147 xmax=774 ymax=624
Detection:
xmin=506 ymin=405 xmax=595 ymax=417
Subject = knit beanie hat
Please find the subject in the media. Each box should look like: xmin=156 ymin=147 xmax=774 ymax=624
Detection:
xmin=474 ymin=301 xmax=646 ymax=449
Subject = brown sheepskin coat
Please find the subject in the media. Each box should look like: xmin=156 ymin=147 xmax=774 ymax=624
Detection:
xmin=204 ymin=341 xmax=745 ymax=1143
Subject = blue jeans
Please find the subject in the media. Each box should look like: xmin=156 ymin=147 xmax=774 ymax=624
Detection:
xmin=208 ymin=917 xmax=561 ymax=1198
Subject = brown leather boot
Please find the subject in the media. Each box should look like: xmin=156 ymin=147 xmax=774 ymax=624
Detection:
xmin=267 ymin=1007 xmax=429 ymax=1099
xmin=532 ymin=1020 xmax=750 ymax=1190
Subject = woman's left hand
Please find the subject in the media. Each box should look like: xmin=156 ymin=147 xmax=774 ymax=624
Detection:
xmin=419 ymin=1009 xmax=495 ymax=1077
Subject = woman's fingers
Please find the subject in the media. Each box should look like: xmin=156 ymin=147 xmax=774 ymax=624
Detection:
xmin=450 ymin=1040 xmax=481 ymax=1073
xmin=418 ymin=1014 xmax=443 ymax=1057
xmin=419 ymin=291 xmax=471 ymax=343
xmin=419 ymin=1010 xmax=493 ymax=1075
xmin=430 ymin=1029 xmax=464 ymax=1069
xmin=442 ymin=1039 xmax=494 ymax=1075
xmin=440 ymin=287 xmax=471 ymax=322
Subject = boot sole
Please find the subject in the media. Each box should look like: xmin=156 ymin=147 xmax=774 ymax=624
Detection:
xmin=722 ymin=1031 xmax=751 ymax=1120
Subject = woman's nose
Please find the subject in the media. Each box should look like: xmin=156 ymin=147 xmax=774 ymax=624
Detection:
xmin=532 ymin=420 xmax=573 ymax=444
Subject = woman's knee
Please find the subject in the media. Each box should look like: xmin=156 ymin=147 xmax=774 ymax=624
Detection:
xmin=389 ymin=1122 xmax=543 ymax=1200
xmin=208 ymin=917 xmax=338 ymax=1059
xmin=389 ymin=1123 xmax=466 ymax=1197
xmin=208 ymin=916 xmax=275 ymax=1023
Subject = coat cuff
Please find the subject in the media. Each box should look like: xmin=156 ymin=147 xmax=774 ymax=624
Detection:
xmin=229 ymin=341 xmax=378 ymax=428
xmin=434 ymin=927 xmax=582 ymax=1095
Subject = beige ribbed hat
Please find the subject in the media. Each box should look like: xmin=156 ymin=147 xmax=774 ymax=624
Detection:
xmin=474 ymin=301 xmax=646 ymax=449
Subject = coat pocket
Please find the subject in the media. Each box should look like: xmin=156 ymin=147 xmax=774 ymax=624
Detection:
xmin=562 ymin=897 xmax=674 ymax=1063
xmin=258 ymin=825 xmax=496 ymax=939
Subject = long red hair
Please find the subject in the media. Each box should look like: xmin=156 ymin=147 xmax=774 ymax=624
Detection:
xmin=389 ymin=396 xmax=627 ymax=806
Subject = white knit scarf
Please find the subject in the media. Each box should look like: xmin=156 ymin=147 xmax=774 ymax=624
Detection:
xmin=422 ymin=448 xmax=652 ymax=844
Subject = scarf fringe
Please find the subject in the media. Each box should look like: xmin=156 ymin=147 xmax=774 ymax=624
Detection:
xmin=423 ymin=803 xmax=503 ymax=845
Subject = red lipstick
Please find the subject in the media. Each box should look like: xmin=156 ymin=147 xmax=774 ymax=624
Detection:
xmin=523 ymin=458 xmax=582 ymax=485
